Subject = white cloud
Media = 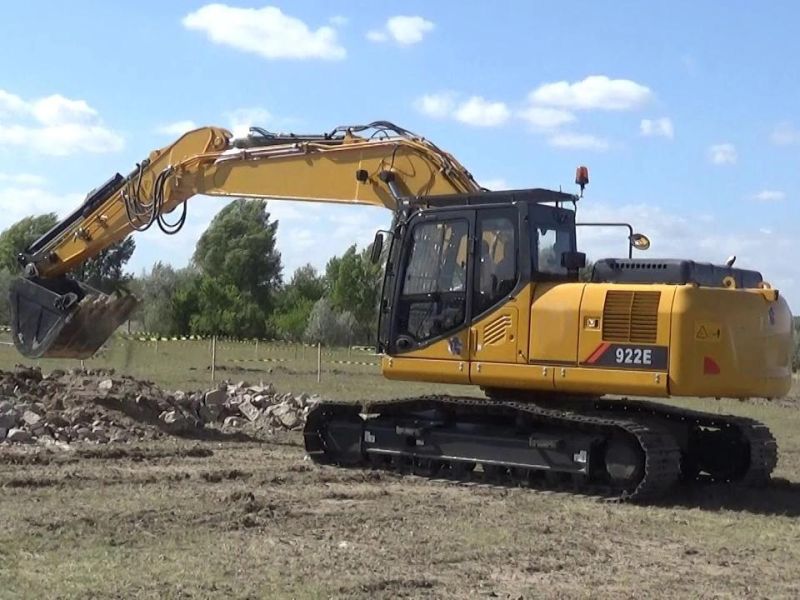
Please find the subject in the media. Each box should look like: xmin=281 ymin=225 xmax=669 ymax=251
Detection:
xmin=329 ymin=15 xmax=348 ymax=27
xmin=770 ymin=122 xmax=800 ymax=146
xmin=0 ymin=186 xmax=83 ymax=226
xmin=752 ymin=190 xmax=786 ymax=202
xmin=182 ymin=4 xmax=346 ymax=60
xmin=0 ymin=172 xmax=46 ymax=186
xmin=480 ymin=178 xmax=509 ymax=190
xmin=225 ymin=107 xmax=271 ymax=138
xmin=453 ymin=96 xmax=510 ymax=127
xmin=414 ymin=93 xmax=510 ymax=127
xmin=518 ymin=106 xmax=576 ymax=130
xmin=0 ymin=89 xmax=123 ymax=156
xmin=530 ymin=75 xmax=652 ymax=111
xmin=708 ymin=143 xmax=737 ymax=165
xmin=640 ymin=117 xmax=674 ymax=139
xmin=366 ymin=30 xmax=388 ymax=43
xmin=548 ymin=132 xmax=610 ymax=151
xmin=367 ymin=15 xmax=434 ymax=45
xmin=414 ymin=93 xmax=457 ymax=119
xmin=156 ymin=120 xmax=199 ymax=136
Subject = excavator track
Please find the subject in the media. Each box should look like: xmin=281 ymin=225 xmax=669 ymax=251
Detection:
xmin=305 ymin=395 xmax=683 ymax=502
xmin=304 ymin=395 xmax=778 ymax=503
xmin=591 ymin=398 xmax=777 ymax=487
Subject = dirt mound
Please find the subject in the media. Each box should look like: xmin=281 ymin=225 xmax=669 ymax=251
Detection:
xmin=0 ymin=365 xmax=321 ymax=446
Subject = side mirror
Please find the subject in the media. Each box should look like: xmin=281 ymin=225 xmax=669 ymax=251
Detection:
xmin=561 ymin=251 xmax=587 ymax=271
xmin=369 ymin=231 xmax=384 ymax=264
xmin=630 ymin=233 xmax=650 ymax=251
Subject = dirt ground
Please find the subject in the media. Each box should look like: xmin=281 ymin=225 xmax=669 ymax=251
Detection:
xmin=1 ymin=428 xmax=800 ymax=599
xmin=1 ymin=339 xmax=799 ymax=599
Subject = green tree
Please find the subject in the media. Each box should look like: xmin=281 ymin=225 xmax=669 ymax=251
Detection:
xmin=269 ymin=264 xmax=326 ymax=340
xmin=326 ymin=245 xmax=382 ymax=342
xmin=193 ymin=199 xmax=282 ymax=309
xmin=130 ymin=262 xmax=197 ymax=334
xmin=173 ymin=273 xmax=268 ymax=338
xmin=304 ymin=298 xmax=358 ymax=346
xmin=0 ymin=213 xmax=135 ymax=293
xmin=0 ymin=213 xmax=58 ymax=271
xmin=74 ymin=236 xmax=136 ymax=293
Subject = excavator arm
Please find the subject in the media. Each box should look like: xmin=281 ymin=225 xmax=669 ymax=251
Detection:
xmin=10 ymin=122 xmax=480 ymax=359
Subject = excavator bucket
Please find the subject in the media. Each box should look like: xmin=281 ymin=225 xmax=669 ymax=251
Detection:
xmin=9 ymin=276 xmax=138 ymax=359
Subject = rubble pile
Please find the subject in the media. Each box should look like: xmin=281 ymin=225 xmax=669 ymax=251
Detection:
xmin=0 ymin=365 xmax=321 ymax=446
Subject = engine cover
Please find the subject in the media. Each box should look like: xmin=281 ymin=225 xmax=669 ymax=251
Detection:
xmin=590 ymin=258 xmax=763 ymax=289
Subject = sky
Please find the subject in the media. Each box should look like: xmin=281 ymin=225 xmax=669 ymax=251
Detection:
xmin=0 ymin=1 xmax=797 ymax=305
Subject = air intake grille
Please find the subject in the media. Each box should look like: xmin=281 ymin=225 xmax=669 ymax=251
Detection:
xmin=602 ymin=291 xmax=660 ymax=343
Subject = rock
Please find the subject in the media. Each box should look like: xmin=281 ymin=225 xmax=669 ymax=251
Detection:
xmin=238 ymin=399 xmax=261 ymax=422
xmin=0 ymin=400 xmax=14 ymax=413
xmin=0 ymin=427 xmax=7 ymax=441
xmin=271 ymin=403 xmax=302 ymax=430
xmin=205 ymin=388 xmax=227 ymax=407
xmin=0 ymin=410 xmax=19 ymax=429
xmin=14 ymin=365 xmax=42 ymax=381
xmin=6 ymin=428 xmax=33 ymax=443
xmin=110 ymin=430 xmax=130 ymax=443
xmin=21 ymin=410 xmax=42 ymax=426
xmin=223 ymin=416 xmax=244 ymax=428
xmin=98 ymin=379 xmax=114 ymax=392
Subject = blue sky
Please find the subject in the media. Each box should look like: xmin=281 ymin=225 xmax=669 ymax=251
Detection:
xmin=0 ymin=1 xmax=797 ymax=304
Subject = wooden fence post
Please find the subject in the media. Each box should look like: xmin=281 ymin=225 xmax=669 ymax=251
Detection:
xmin=317 ymin=342 xmax=322 ymax=383
xmin=211 ymin=335 xmax=217 ymax=382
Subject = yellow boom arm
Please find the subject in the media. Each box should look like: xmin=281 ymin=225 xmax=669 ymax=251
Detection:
xmin=28 ymin=122 xmax=480 ymax=278
xmin=11 ymin=122 xmax=480 ymax=359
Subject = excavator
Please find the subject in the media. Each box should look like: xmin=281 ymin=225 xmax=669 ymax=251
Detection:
xmin=9 ymin=122 xmax=793 ymax=501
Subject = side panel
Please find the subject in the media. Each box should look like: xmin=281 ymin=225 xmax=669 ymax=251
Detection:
xmin=469 ymin=285 xmax=552 ymax=390
xmin=669 ymin=287 xmax=792 ymax=398
xmin=526 ymin=283 xmax=673 ymax=397
xmin=529 ymin=282 xmax=584 ymax=364
xmin=382 ymin=333 xmax=470 ymax=384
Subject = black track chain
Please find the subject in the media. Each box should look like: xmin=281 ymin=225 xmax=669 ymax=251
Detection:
xmin=591 ymin=398 xmax=778 ymax=487
xmin=307 ymin=395 xmax=682 ymax=502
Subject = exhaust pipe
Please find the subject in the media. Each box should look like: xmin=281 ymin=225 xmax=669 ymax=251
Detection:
xmin=9 ymin=276 xmax=138 ymax=359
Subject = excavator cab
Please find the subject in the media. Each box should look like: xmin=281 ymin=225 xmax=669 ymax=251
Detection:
xmin=378 ymin=188 xmax=580 ymax=356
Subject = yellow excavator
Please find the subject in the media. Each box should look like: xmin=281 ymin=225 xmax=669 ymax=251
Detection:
xmin=9 ymin=122 xmax=793 ymax=500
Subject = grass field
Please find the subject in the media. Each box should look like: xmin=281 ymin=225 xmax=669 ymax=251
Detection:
xmin=1 ymin=336 xmax=799 ymax=599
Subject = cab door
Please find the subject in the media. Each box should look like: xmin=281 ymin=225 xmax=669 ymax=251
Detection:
xmin=467 ymin=206 xmax=544 ymax=389
xmin=382 ymin=209 xmax=475 ymax=384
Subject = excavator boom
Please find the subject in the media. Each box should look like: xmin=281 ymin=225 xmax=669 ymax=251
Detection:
xmin=11 ymin=122 xmax=480 ymax=358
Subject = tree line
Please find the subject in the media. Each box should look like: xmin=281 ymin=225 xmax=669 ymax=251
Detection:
xmin=0 ymin=200 xmax=382 ymax=346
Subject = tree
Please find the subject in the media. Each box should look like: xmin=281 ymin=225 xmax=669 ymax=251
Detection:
xmin=173 ymin=274 xmax=268 ymax=338
xmin=269 ymin=264 xmax=326 ymax=341
xmin=130 ymin=262 xmax=197 ymax=334
xmin=326 ymin=245 xmax=382 ymax=342
xmin=0 ymin=214 xmax=135 ymax=294
xmin=304 ymin=298 xmax=357 ymax=346
xmin=74 ymin=237 xmax=136 ymax=293
xmin=193 ymin=199 xmax=282 ymax=309
xmin=0 ymin=213 xmax=58 ymax=271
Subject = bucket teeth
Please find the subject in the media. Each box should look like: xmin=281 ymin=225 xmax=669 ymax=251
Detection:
xmin=10 ymin=276 xmax=138 ymax=360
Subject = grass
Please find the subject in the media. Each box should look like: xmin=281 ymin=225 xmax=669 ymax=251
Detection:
xmin=0 ymin=336 xmax=799 ymax=598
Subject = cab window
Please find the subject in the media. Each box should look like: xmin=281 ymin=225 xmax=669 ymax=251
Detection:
xmin=474 ymin=213 xmax=517 ymax=315
xmin=396 ymin=219 xmax=469 ymax=343
xmin=536 ymin=227 xmax=572 ymax=276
